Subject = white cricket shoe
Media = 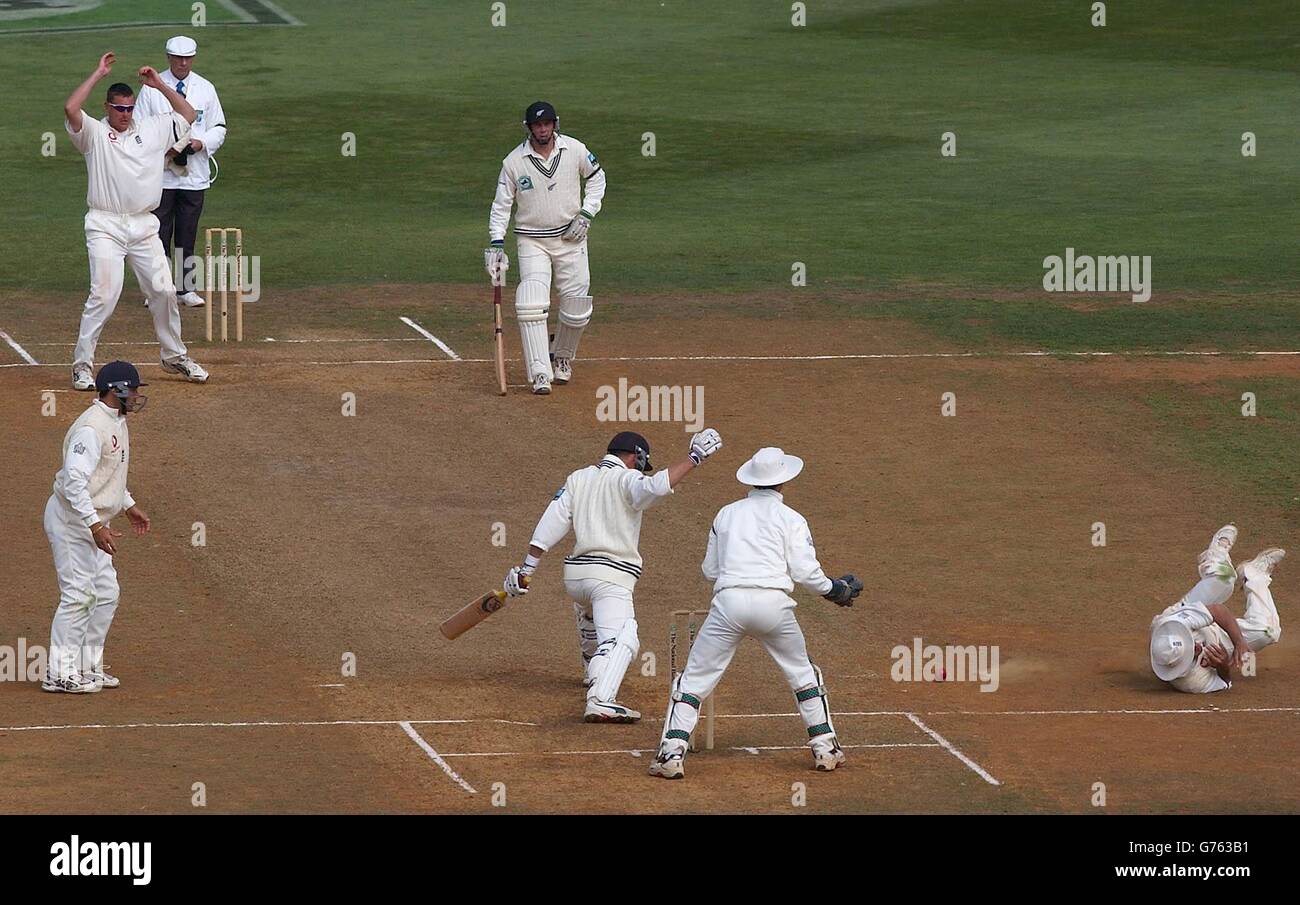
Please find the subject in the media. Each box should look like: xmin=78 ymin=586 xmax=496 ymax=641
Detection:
xmin=812 ymin=741 xmax=846 ymax=772
xmin=72 ymin=365 xmax=94 ymax=391
xmin=1239 ymin=548 xmax=1285 ymax=582
xmin=84 ymin=670 xmax=120 ymax=689
xmin=583 ymin=699 xmax=641 ymax=723
xmin=553 ymin=356 xmax=572 ymax=385
xmin=41 ymin=674 xmax=100 ymax=694
xmin=1198 ymin=523 xmax=1238 ymax=579
xmin=1209 ymin=524 xmax=1238 ymax=555
xmin=648 ymin=749 xmax=685 ymax=780
xmin=178 ymin=291 xmax=206 ymax=308
xmin=160 ymin=355 xmax=209 ymax=383
xmin=531 ymin=372 xmax=552 ymax=395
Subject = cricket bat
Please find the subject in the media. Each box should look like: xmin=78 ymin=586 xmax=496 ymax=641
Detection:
xmin=493 ymin=281 xmax=508 ymax=396
xmin=439 ymin=576 xmax=526 ymax=640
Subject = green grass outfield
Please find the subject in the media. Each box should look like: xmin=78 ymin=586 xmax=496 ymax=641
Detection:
xmin=1 ymin=0 xmax=1296 ymax=342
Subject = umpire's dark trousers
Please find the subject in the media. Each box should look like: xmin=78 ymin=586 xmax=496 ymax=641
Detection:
xmin=154 ymin=188 xmax=206 ymax=294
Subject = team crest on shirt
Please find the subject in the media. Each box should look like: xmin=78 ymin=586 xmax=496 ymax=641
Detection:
xmin=587 ymin=152 xmax=598 ymax=165
xmin=518 ymin=175 xmax=534 ymax=191
xmin=107 ymin=131 xmax=118 ymax=143
xmin=73 ymin=442 xmax=86 ymax=455
xmin=135 ymin=135 xmax=143 ymax=145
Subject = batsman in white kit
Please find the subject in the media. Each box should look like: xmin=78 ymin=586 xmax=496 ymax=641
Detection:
xmin=651 ymin=448 xmax=863 ymax=779
xmin=64 ymin=52 xmax=210 ymax=390
xmin=485 ymin=101 xmax=606 ymax=395
xmin=1150 ymin=524 xmax=1286 ymax=694
xmin=43 ymin=362 xmax=152 ymax=694
xmin=504 ymin=429 xmax=723 ymax=722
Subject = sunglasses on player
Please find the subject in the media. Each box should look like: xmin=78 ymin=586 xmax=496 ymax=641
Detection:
xmin=107 ymin=103 xmax=136 ymax=113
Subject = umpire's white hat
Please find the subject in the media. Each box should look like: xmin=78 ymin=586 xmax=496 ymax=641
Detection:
xmin=166 ymin=35 xmax=198 ymax=57
xmin=737 ymin=447 xmax=804 ymax=487
xmin=1150 ymin=616 xmax=1196 ymax=680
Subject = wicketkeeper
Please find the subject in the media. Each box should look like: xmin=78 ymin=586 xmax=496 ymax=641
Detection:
xmin=504 ymin=429 xmax=722 ymax=722
xmin=485 ymin=101 xmax=606 ymax=395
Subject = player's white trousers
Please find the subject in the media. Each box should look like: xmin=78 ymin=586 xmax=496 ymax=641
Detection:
xmin=565 ymin=577 xmax=634 ymax=698
xmin=44 ymin=495 xmax=119 ymax=681
xmin=75 ymin=209 xmax=188 ymax=369
xmin=516 ymin=235 xmax=590 ymax=300
xmin=1238 ymin=571 xmax=1281 ymax=653
xmin=662 ymin=588 xmax=832 ymax=749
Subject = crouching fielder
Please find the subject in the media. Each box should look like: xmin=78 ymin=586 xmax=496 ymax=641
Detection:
xmin=504 ymin=429 xmax=723 ymax=722
xmin=485 ymin=101 xmax=606 ymax=395
xmin=650 ymin=447 xmax=862 ymax=779
xmin=1150 ymin=523 xmax=1285 ymax=693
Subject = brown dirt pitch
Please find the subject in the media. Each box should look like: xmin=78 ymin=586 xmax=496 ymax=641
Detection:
xmin=1 ymin=287 xmax=1297 ymax=814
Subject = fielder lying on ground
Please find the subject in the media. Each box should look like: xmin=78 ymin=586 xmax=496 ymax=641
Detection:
xmin=1150 ymin=523 xmax=1285 ymax=693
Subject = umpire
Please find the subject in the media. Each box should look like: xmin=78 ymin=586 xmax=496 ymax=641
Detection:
xmin=135 ymin=35 xmax=227 ymax=307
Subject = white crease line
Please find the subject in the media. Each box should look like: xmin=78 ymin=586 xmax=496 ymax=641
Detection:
xmin=0 ymin=717 xmax=540 ymax=732
xmin=23 ymin=338 xmax=425 ymax=347
xmin=906 ymin=713 xmax=1000 ymax=786
xmin=438 ymin=742 xmax=939 ymax=758
xmin=715 ymin=706 xmax=1300 ymax=718
xmin=399 ymin=721 xmax=476 ymax=794
xmin=0 ymin=329 xmax=38 ymax=365
xmin=7 ymin=348 xmax=1300 ymax=371
xmin=399 ymin=316 xmax=460 ymax=360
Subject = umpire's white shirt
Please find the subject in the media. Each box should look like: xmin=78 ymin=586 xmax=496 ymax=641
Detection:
xmin=66 ymin=111 xmax=190 ymax=214
xmin=489 ymin=134 xmax=606 ymax=241
xmin=135 ymin=70 xmax=227 ymax=190
xmin=530 ymin=455 xmax=672 ymax=590
xmin=702 ymin=489 xmax=834 ymax=598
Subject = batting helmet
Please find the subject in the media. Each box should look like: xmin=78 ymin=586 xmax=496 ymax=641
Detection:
xmin=608 ymin=431 xmax=652 ymax=473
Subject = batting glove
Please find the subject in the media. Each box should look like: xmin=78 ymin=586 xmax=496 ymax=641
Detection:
xmin=688 ymin=428 xmax=722 ymax=464
xmin=504 ymin=565 xmax=532 ymax=597
xmin=562 ymin=211 xmax=592 ymax=243
xmin=484 ymin=242 xmax=509 ymax=283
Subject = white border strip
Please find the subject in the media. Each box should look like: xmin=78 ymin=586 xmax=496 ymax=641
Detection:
xmin=0 ymin=329 xmax=37 ymax=365
xmin=906 ymin=713 xmax=1000 ymax=786
xmin=399 ymin=316 xmax=460 ymax=360
xmin=399 ymin=720 xmax=476 ymax=794
xmin=438 ymin=742 xmax=941 ymax=758
xmin=0 ymin=717 xmax=539 ymax=733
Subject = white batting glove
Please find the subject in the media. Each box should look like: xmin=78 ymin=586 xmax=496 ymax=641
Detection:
xmin=562 ymin=211 xmax=592 ymax=243
xmin=504 ymin=565 xmax=531 ymax=597
xmin=484 ymin=244 xmax=509 ymax=284
xmin=688 ymin=428 xmax=722 ymax=464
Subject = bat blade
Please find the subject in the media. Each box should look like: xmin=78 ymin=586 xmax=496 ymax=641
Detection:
xmin=493 ymin=282 xmax=508 ymax=396
xmin=440 ymin=589 xmax=508 ymax=640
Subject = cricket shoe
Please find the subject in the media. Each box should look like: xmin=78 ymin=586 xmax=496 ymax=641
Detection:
xmin=648 ymin=750 xmax=685 ymax=780
xmin=583 ymin=699 xmax=641 ymax=723
xmin=812 ymin=741 xmax=846 ymax=772
xmin=84 ymin=670 xmax=120 ymax=689
xmin=552 ymin=356 xmax=572 ymax=385
xmin=531 ymin=372 xmax=552 ymax=395
xmin=1198 ymin=523 xmax=1238 ymax=580
xmin=72 ymin=365 xmax=95 ymax=391
xmin=1238 ymin=548 xmax=1285 ymax=583
xmin=160 ymin=355 xmax=209 ymax=383
xmin=178 ymin=291 xmax=205 ymax=308
xmin=41 ymin=674 xmax=101 ymax=694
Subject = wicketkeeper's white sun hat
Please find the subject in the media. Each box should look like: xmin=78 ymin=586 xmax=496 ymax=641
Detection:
xmin=1149 ymin=617 xmax=1196 ymax=681
xmin=166 ymin=35 xmax=198 ymax=57
xmin=736 ymin=447 xmax=804 ymax=487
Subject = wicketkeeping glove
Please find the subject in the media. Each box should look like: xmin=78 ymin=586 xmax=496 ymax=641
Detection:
xmin=823 ymin=574 xmax=864 ymax=607
xmin=688 ymin=428 xmax=723 ymax=465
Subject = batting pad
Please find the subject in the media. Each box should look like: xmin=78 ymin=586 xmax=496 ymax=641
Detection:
xmin=589 ymin=617 xmax=639 ymax=703
xmin=552 ymin=294 xmax=593 ymax=361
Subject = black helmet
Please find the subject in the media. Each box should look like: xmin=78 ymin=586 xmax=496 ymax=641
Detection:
xmin=95 ymin=360 xmax=146 ymax=393
xmin=608 ymin=431 xmax=651 ymax=472
xmin=95 ymin=360 xmax=148 ymax=413
xmin=523 ymin=100 xmax=558 ymax=127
